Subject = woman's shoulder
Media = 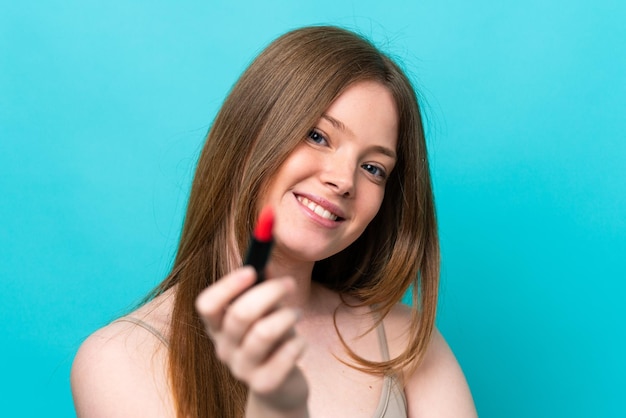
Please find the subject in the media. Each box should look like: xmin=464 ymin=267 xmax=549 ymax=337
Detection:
xmin=70 ymin=290 xmax=175 ymax=417
xmin=73 ymin=291 xmax=172 ymax=360
xmin=382 ymin=303 xmax=478 ymax=417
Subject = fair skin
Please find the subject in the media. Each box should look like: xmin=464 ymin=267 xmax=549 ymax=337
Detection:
xmin=71 ymin=81 xmax=477 ymax=417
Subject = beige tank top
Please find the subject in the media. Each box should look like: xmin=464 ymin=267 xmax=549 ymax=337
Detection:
xmin=116 ymin=317 xmax=408 ymax=417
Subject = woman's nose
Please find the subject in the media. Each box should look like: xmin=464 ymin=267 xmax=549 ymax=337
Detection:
xmin=320 ymin=158 xmax=356 ymax=197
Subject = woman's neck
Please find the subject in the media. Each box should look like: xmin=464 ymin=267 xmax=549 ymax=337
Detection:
xmin=265 ymin=255 xmax=315 ymax=308
xmin=265 ymin=255 xmax=345 ymax=318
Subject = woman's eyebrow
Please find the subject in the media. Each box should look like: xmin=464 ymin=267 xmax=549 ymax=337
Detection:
xmin=371 ymin=145 xmax=396 ymax=160
xmin=321 ymin=113 xmax=396 ymax=160
xmin=322 ymin=113 xmax=352 ymax=135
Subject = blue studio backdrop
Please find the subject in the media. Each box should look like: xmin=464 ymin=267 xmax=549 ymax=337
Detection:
xmin=1 ymin=1 xmax=625 ymax=417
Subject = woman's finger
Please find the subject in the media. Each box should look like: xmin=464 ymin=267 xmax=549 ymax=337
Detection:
xmin=195 ymin=266 xmax=256 ymax=333
xmin=220 ymin=277 xmax=296 ymax=346
xmin=248 ymin=335 xmax=307 ymax=397
xmin=229 ymin=307 xmax=300 ymax=379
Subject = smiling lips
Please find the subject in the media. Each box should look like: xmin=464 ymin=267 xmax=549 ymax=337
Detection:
xmin=296 ymin=195 xmax=342 ymax=221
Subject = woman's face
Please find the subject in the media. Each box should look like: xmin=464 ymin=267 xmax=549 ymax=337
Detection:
xmin=262 ymin=80 xmax=398 ymax=264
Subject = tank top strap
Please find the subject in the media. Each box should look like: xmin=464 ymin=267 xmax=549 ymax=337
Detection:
xmin=375 ymin=316 xmax=392 ymax=361
xmin=113 ymin=316 xmax=170 ymax=348
xmin=372 ymin=312 xmax=409 ymax=418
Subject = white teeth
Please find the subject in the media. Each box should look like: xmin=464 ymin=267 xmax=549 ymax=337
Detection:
xmin=297 ymin=196 xmax=338 ymax=221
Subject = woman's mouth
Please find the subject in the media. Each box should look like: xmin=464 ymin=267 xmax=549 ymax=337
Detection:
xmin=296 ymin=195 xmax=343 ymax=221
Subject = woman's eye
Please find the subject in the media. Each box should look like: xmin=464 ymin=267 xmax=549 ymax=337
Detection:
xmin=362 ymin=163 xmax=387 ymax=180
xmin=307 ymin=129 xmax=327 ymax=145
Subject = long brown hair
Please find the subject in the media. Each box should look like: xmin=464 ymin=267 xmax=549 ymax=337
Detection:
xmin=151 ymin=25 xmax=439 ymax=418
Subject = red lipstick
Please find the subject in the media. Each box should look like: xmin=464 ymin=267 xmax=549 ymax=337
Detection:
xmin=244 ymin=206 xmax=274 ymax=284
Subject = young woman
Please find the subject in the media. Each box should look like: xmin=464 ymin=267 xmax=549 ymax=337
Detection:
xmin=71 ymin=26 xmax=477 ymax=418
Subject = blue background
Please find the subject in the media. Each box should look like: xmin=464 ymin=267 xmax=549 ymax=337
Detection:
xmin=1 ymin=1 xmax=625 ymax=416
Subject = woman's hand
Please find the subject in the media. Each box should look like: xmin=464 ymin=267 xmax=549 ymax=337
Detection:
xmin=196 ymin=266 xmax=309 ymax=417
